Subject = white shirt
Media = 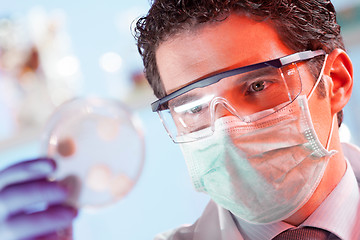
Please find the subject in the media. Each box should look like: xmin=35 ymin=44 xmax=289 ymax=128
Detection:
xmin=154 ymin=142 xmax=360 ymax=240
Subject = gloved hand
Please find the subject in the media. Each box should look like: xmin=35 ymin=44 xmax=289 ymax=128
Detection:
xmin=0 ymin=158 xmax=78 ymax=240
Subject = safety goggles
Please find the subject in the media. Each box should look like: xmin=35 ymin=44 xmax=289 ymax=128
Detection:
xmin=152 ymin=50 xmax=326 ymax=143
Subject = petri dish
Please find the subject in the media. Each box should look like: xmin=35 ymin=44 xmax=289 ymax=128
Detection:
xmin=42 ymin=97 xmax=145 ymax=209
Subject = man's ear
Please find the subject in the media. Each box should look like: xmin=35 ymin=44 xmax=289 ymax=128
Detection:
xmin=324 ymin=48 xmax=353 ymax=115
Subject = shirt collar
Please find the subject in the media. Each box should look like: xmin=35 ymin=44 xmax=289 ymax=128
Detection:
xmin=233 ymin=143 xmax=360 ymax=240
xmin=300 ymin=156 xmax=360 ymax=239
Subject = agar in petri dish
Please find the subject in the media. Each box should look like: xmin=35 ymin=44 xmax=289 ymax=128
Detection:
xmin=86 ymin=164 xmax=112 ymax=192
xmin=109 ymin=173 xmax=134 ymax=199
xmin=42 ymin=97 xmax=145 ymax=209
xmin=57 ymin=137 xmax=77 ymax=158
xmin=96 ymin=118 xmax=120 ymax=142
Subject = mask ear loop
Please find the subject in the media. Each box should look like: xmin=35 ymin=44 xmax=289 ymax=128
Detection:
xmin=307 ymin=54 xmax=328 ymax=100
xmin=325 ymin=114 xmax=336 ymax=151
xmin=318 ymin=55 xmax=335 ymax=151
xmin=305 ymin=54 xmax=334 ymax=151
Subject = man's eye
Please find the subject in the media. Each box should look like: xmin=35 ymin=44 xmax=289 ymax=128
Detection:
xmin=249 ymin=80 xmax=266 ymax=92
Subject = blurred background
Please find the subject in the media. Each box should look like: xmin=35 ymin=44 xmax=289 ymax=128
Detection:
xmin=0 ymin=0 xmax=359 ymax=239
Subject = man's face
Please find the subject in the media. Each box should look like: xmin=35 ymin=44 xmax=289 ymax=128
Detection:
xmin=155 ymin=14 xmax=333 ymax=146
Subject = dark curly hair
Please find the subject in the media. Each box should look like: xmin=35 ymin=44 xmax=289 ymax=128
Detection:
xmin=134 ymin=0 xmax=345 ymax=125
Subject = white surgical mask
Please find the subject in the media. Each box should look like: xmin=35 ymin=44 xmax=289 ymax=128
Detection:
xmin=180 ymin=57 xmax=337 ymax=224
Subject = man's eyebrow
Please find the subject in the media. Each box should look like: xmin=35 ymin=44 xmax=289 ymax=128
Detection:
xmin=169 ymin=93 xmax=214 ymax=112
xmin=169 ymin=92 xmax=200 ymax=108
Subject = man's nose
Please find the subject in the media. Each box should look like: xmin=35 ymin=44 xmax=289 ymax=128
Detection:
xmin=211 ymin=98 xmax=239 ymax=121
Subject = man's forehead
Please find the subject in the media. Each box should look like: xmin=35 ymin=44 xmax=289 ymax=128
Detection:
xmin=155 ymin=14 xmax=294 ymax=94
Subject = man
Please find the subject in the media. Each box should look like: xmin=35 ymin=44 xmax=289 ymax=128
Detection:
xmin=134 ymin=0 xmax=359 ymax=239
xmin=0 ymin=0 xmax=358 ymax=239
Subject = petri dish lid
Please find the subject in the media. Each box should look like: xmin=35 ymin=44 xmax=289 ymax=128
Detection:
xmin=42 ymin=97 xmax=145 ymax=209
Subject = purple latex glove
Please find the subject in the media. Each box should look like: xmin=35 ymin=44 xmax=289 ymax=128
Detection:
xmin=0 ymin=158 xmax=77 ymax=240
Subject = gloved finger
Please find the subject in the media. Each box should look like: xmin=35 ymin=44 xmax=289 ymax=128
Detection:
xmin=0 ymin=205 xmax=77 ymax=240
xmin=23 ymin=232 xmax=59 ymax=240
xmin=58 ymin=175 xmax=81 ymax=208
xmin=0 ymin=158 xmax=56 ymax=190
xmin=23 ymin=226 xmax=73 ymax=240
xmin=0 ymin=180 xmax=68 ymax=220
